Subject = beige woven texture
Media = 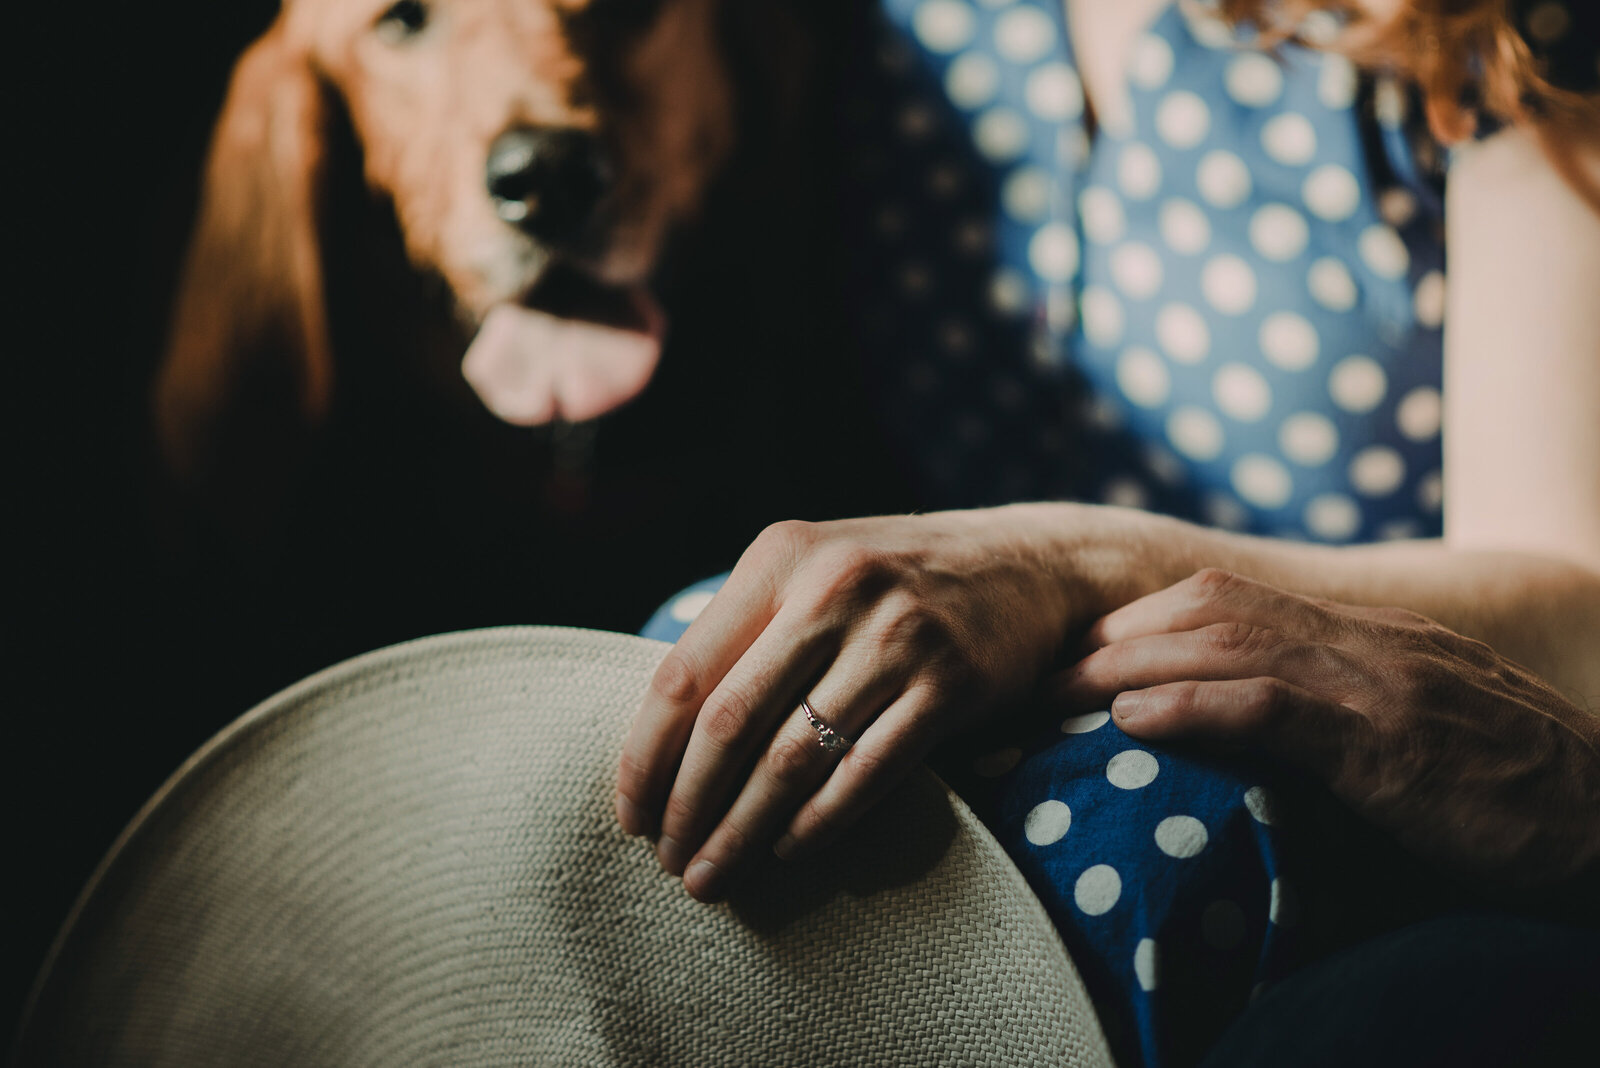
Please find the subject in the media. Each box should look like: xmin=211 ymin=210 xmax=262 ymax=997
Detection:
xmin=17 ymin=627 xmax=1113 ymax=1067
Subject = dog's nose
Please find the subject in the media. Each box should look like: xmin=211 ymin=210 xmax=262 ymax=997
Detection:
xmin=486 ymin=127 xmax=609 ymax=245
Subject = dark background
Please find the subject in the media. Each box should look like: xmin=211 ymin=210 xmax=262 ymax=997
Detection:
xmin=10 ymin=0 xmax=901 ymax=1032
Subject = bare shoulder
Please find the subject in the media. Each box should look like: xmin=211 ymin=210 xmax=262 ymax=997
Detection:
xmin=1452 ymin=123 xmax=1600 ymax=192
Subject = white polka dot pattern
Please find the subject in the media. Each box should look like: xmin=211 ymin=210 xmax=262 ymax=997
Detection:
xmin=1130 ymin=33 xmax=1175 ymax=90
xmin=1074 ymin=864 xmax=1123 ymax=915
xmin=1134 ymin=939 xmax=1160 ymax=992
xmin=1261 ymin=113 xmax=1317 ymax=166
xmin=993 ymin=5 xmax=1056 ymax=64
xmin=913 ymin=0 xmax=976 ymax=53
xmin=1302 ymin=164 xmax=1360 ymax=221
xmin=1156 ymin=305 xmax=1211 ymax=363
xmin=1243 ymin=787 xmax=1278 ymax=825
xmin=1028 ymin=223 xmax=1078 ymax=281
xmin=1106 ymin=750 xmax=1160 ymax=790
xmin=1060 ymin=710 xmax=1110 ymax=734
xmin=1226 ymin=53 xmax=1283 ymax=107
xmin=1080 ymin=286 xmax=1125 ymax=345
xmin=1080 ymin=186 xmax=1125 ymax=244
xmin=1025 ymin=799 xmax=1073 ymax=845
xmin=1026 ymin=63 xmax=1083 ymax=121
xmin=1196 ymin=150 xmax=1252 ymax=208
xmin=1201 ymin=255 xmax=1257 ymax=315
xmin=1328 ymin=356 xmax=1387 ymax=413
xmin=974 ymin=106 xmax=1029 ymax=160
xmin=1307 ymin=257 xmax=1358 ymax=311
xmin=1167 ymin=407 xmax=1225 ymax=460
xmin=1154 ymin=816 xmax=1209 ymax=858
xmin=1110 ymin=243 xmax=1164 ymax=299
xmin=857 ymin=0 xmax=1456 ymax=596
xmin=1118 ymin=143 xmax=1163 ymax=200
xmin=1259 ymin=312 xmax=1319 ymax=370
xmin=945 ymin=51 xmax=1000 ymax=108
xmin=1118 ymin=347 xmax=1171 ymax=407
xmin=1213 ymin=363 xmax=1273 ymax=422
xmin=1249 ymin=204 xmax=1309 ymax=262
xmin=1279 ymin=412 xmax=1339 ymax=466
xmin=1159 ymin=198 xmax=1211 ymax=255
xmin=1156 ymin=91 xmax=1211 ymax=149
xmin=1231 ymin=454 xmax=1293 ymax=509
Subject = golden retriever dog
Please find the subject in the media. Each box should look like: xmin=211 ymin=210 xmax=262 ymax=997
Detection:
xmin=156 ymin=0 xmax=744 ymax=512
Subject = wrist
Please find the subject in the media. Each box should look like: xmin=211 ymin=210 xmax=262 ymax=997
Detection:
xmin=979 ymin=501 xmax=1199 ymax=632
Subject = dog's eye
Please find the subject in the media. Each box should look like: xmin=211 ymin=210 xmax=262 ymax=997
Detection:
xmin=375 ymin=0 xmax=430 ymax=42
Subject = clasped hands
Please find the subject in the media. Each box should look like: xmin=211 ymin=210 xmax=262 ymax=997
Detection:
xmin=615 ymin=510 xmax=1600 ymax=902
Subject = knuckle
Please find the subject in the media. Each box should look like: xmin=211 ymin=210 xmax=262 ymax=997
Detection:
xmin=1082 ymin=643 xmax=1125 ymax=686
xmin=1190 ymin=567 xmax=1244 ymax=601
xmin=1239 ymin=676 xmax=1295 ymax=729
xmin=1386 ymin=652 xmax=1449 ymax=701
xmin=871 ymin=594 xmax=944 ymax=653
xmin=841 ymin=738 xmax=895 ymax=781
xmin=1427 ymin=622 xmax=1491 ymax=664
xmin=793 ymin=798 xmax=845 ymax=842
xmin=756 ymin=518 xmax=814 ymax=552
xmin=1203 ymin=620 xmax=1275 ymax=658
xmin=660 ymin=791 xmax=698 ymax=834
xmin=615 ymin=750 xmax=654 ymax=796
xmin=925 ymin=654 xmax=983 ymax=702
xmin=749 ymin=519 xmax=816 ymax=569
xmin=651 ymin=650 xmax=705 ymax=707
xmin=720 ymin=819 xmax=754 ymax=857
xmin=1370 ymin=604 xmax=1431 ymax=629
xmin=816 ymin=542 xmax=889 ymax=591
xmin=707 ymin=818 xmax=753 ymax=862
xmin=699 ymin=684 xmax=760 ymax=748
xmin=765 ymin=730 xmax=825 ymax=785
xmin=1163 ymin=678 xmax=1204 ymax=714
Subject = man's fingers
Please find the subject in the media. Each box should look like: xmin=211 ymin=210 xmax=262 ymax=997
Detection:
xmin=679 ymin=665 xmax=897 ymax=902
xmin=616 ymin=551 xmax=793 ymax=838
xmin=774 ymin=685 xmax=942 ymax=862
xmin=653 ymin=601 xmax=836 ymax=873
xmin=1086 ymin=568 xmax=1338 ymax=649
xmin=1112 ymin=676 xmax=1361 ymax=785
xmin=1061 ymin=623 xmax=1352 ymax=708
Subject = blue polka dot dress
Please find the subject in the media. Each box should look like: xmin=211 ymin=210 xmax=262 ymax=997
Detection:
xmin=643 ymin=2 xmax=1597 ymax=1065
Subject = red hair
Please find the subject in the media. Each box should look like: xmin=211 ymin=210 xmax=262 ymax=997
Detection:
xmin=1216 ymin=0 xmax=1600 ymax=207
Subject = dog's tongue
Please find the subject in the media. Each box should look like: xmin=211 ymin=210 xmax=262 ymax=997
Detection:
xmin=462 ymin=288 xmax=663 ymax=425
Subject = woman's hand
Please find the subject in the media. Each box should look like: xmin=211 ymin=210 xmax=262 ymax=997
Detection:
xmin=614 ymin=508 xmax=1091 ymax=902
xmin=1062 ymin=568 xmax=1600 ymax=888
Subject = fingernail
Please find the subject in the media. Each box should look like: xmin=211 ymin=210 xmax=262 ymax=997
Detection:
xmin=773 ymin=834 xmax=798 ymax=861
xmin=657 ymin=836 xmax=689 ymax=876
xmin=684 ymin=858 xmax=726 ymax=902
xmin=615 ymin=793 xmax=649 ymax=836
xmin=1113 ymin=691 xmax=1146 ymax=721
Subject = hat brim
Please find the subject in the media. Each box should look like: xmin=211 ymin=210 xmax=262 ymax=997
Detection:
xmin=16 ymin=627 xmax=1112 ymax=1067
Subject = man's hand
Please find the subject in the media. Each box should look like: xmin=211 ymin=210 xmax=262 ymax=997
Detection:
xmin=1062 ymin=568 xmax=1600 ymax=888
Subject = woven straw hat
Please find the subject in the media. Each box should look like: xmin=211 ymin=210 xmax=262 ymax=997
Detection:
xmin=15 ymin=627 xmax=1112 ymax=1067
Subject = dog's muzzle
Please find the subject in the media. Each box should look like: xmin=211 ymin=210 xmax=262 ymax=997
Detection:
xmin=486 ymin=126 xmax=610 ymax=247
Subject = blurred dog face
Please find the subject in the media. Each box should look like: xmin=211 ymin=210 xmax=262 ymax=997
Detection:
xmin=291 ymin=0 xmax=733 ymax=313
xmin=158 ymin=0 xmax=737 ymax=491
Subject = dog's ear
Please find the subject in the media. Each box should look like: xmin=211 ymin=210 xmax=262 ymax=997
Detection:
xmin=155 ymin=16 xmax=333 ymax=497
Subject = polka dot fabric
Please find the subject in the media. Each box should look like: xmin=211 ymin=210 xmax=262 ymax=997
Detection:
xmin=957 ymin=713 xmax=1302 ymax=1068
xmin=839 ymin=0 xmax=1596 ymax=542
